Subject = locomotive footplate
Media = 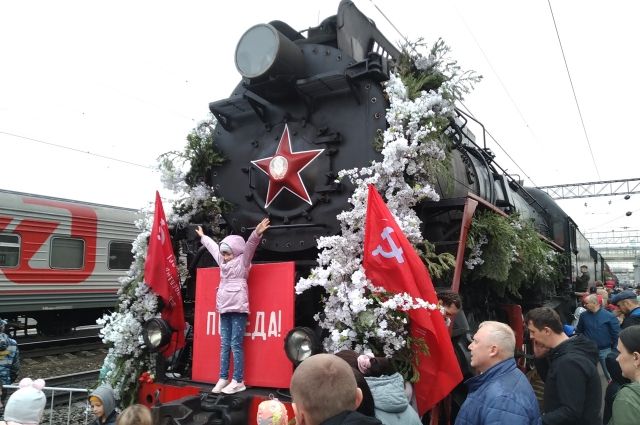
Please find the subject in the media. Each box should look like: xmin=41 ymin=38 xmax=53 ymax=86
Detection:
xmin=142 ymin=380 xmax=294 ymax=425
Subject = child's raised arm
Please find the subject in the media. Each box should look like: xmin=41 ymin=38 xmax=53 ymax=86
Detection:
xmin=243 ymin=218 xmax=269 ymax=267
xmin=198 ymin=226 xmax=223 ymax=265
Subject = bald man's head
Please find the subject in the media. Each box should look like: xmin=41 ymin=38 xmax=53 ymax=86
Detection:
xmin=469 ymin=321 xmax=516 ymax=373
xmin=290 ymin=354 xmax=361 ymax=425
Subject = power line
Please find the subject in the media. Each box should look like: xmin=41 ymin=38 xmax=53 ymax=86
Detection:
xmin=585 ymin=207 xmax=640 ymax=233
xmin=547 ymin=0 xmax=601 ymax=180
xmin=0 ymin=130 xmax=154 ymax=170
xmin=367 ymin=0 xmax=538 ymax=187
xmin=451 ymin=2 xmax=539 ymax=143
xmin=367 ymin=0 xmax=412 ymax=47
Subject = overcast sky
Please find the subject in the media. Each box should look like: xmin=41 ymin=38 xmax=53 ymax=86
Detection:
xmin=2 ymin=0 xmax=639 ymax=239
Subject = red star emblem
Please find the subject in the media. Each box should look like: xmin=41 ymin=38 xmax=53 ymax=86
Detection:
xmin=251 ymin=124 xmax=324 ymax=208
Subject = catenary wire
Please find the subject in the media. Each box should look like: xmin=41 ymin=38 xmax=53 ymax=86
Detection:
xmin=367 ymin=0 xmax=538 ymax=187
xmin=1 ymin=130 xmax=154 ymax=170
xmin=547 ymin=0 xmax=601 ymax=180
xmin=367 ymin=0 xmax=412 ymax=47
xmin=586 ymin=207 xmax=640 ymax=233
xmin=451 ymin=2 xmax=539 ymax=143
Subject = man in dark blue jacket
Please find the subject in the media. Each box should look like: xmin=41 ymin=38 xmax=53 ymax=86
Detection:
xmin=576 ymin=294 xmax=620 ymax=381
xmin=455 ymin=321 xmax=540 ymax=425
xmin=526 ymin=307 xmax=601 ymax=425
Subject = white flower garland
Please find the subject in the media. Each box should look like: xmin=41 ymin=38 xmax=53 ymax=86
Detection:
xmin=98 ymin=164 xmax=216 ymax=401
xmin=296 ymin=48 xmax=466 ymax=356
xmin=98 ymin=209 xmax=157 ymax=399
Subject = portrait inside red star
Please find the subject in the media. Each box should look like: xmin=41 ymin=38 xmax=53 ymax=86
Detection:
xmin=251 ymin=124 xmax=324 ymax=208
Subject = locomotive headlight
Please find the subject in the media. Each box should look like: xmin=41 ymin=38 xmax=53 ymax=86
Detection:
xmin=142 ymin=318 xmax=172 ymax=351
xmin=235 ymin=24 xmax=303 ymax=80
xmin=284 ymin=327 xmax=321 ymax=365
xmin=269 ymin=156 xmax=288 ymax=180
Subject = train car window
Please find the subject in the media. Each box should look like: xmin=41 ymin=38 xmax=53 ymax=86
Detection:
xmin=108 ymin=241 xmax=134 ymax=270
xmin=50 ymin=237 xmax=84 ymax=269
xmin=0 ymin=234 xmax=20 ymax=267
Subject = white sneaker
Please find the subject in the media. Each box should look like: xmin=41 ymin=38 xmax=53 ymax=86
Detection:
xmin=211 ymin=378 xmax=229 ymax=393
xmin=221 ymin=379 xmax=246 ymax=394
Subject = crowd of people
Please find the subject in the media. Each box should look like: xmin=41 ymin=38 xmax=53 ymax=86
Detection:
xmin=2 ymin=281 xmax=640 ymax=424
xmin=258 ymin=310 xmax=640 ymax=425
xmin=0 ymin=380 xmax=151 ymax=425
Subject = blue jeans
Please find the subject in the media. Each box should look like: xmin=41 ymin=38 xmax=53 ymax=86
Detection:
xmin=219 ymin=312 xmax=247 ymax=382
xmin=599 ymin=348 xmax=612 ymax=381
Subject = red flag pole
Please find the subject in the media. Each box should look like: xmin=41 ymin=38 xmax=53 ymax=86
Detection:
xmin=144 ymin=191 xmax=185 ymax=357
xmin=362 ymin=184 xmax=462 ymax=415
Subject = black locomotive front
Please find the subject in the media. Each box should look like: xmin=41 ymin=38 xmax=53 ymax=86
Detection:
xmin=208 ymin=0 xmax=398 ymax=258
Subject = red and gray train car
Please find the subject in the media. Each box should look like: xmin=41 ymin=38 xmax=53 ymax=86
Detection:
xmin=0 ymin=189 xmax=138 ymax=335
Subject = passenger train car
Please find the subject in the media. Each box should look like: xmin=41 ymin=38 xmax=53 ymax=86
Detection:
xmin=0 ymin=189 xmax=138 ymax=335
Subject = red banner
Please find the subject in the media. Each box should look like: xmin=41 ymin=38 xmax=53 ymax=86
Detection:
xmin=363 ymin=185 xmax=462 ymax=415
xmin=144 ymin=191 xmax=185 ymax=357
xmin=192 ymin=262 xmax=295 ymax=388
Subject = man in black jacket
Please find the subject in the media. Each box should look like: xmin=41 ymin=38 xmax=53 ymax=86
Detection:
xmin=574 ymin=265 xmax=590 ymax=293
xmin=525 ymin=307 xmax=601 ymax=425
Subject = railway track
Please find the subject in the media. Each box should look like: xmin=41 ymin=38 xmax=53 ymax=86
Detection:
xmin=17 ymin=332 xmax=108 ymax=396
xmin=20 ymin=335 xmax=104 ymax=359
xmin=45 ymin=369 xmax=101 ymax=390
xmin=44 ymin=370 xmax=101 ymax=407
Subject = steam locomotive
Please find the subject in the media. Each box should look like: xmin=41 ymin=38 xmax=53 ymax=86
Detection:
xmin=0 ymin=189 xmax=138 ymax=335
xmin=136 ymin=1 xmax=607 ymax=423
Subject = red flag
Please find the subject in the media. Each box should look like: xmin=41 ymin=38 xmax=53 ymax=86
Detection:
xmin=363 ymin=184 xmax=462 ymax=415
xmin=144 ymin=191 xmax=185 ymax=356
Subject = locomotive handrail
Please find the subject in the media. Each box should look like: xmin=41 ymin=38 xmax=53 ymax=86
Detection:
xmin=455 ymin=107 xmax=487 ymax=150
xmin=453 ymin=108 xmax=548 ymax=216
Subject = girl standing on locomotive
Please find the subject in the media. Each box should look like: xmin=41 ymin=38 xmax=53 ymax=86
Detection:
xmin=195 ymin=218 xmax=270 ymax=394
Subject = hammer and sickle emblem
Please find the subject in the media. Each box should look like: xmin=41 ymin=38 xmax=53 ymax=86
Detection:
xmin=371 ymin=227 xmax=404 ymax=264
xmin=157 ymin=218 xmax=166 ymax=245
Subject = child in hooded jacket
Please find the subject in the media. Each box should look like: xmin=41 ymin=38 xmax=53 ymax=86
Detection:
xmin=196 ymin=218 xmax=270 ymax=394
xmin=89 ymin=384 xmax=118 ymax=425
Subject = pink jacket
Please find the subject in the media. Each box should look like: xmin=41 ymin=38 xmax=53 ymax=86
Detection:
xmin=200 ymin=231 xmax=261 ymax=313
